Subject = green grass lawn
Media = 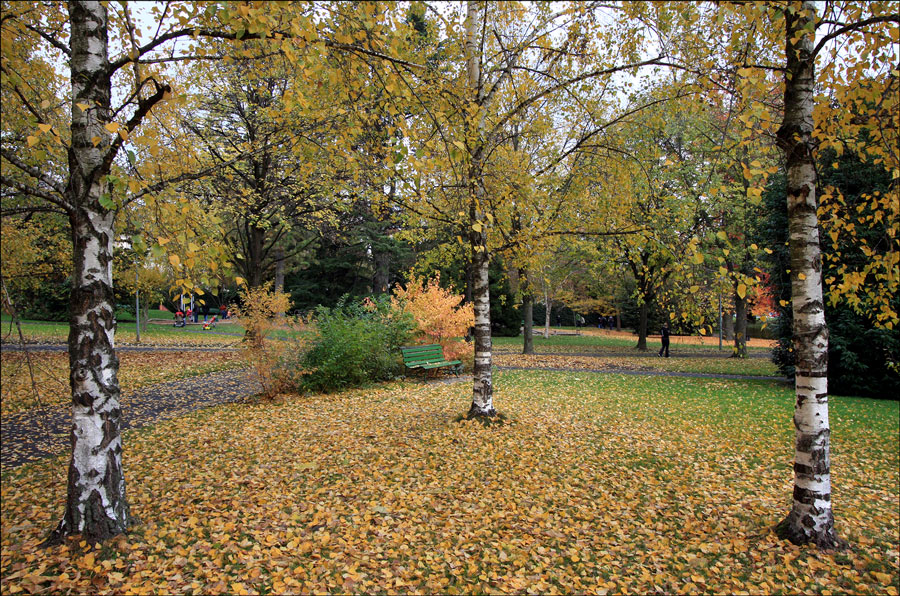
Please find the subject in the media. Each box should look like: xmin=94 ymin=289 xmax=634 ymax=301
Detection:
xmin=2 ymin=370 xmax=896 ymax=595
xmin=1 ymin=316 xmax=246 ymax=346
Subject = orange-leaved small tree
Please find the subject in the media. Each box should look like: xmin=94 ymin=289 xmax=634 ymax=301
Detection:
xmin=233 ymin=283 xmax=295 ymax=399
xmin=392 ymin=272 xmax=474 ymax=363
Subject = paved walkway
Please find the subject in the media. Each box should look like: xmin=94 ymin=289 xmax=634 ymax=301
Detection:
xmin=1 ymin=343 xmax=239 ymax=352
xmin=1 ymin=369 xmax=260 ymax=470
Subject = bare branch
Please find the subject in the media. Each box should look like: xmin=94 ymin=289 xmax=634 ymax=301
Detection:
xmin=0 ymin=148 xmax=67 ymax=196
xmin=813 ymin=13 xmax=900 ymax=57
xmin=0 ymin=174 xmax=72 ymax=213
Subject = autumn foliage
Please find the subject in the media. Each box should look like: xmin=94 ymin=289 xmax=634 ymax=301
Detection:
xmin=392 ymin=272 xmax=474 ymax=363
xmin=233 ymin=284 xmax=295 ymax=399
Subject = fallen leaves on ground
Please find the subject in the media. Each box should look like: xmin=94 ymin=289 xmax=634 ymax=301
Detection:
xmin=2 ymin=371 xmax=897 ymax=595
xmin=493 ymin=353 xmax=780 ymax=377
xmin=1 ymin=351 xmax=247 ymax=416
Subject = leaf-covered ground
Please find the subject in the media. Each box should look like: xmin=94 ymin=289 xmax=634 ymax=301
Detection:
xmin=493 ymin=330 xmax=774 ymax=355
xmin=2 ymin=370 xmax=897 ymax=595
xmin=494 ymin=353 xmax=780 ymax=377
xmin=1 ymin=350 xmax=247 ymax=416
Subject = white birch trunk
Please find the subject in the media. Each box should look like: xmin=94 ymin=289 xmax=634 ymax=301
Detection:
xmin=543 ymin=288 xmax=551 ymax=339
xmin=774 ymin=0 xmax=843 ymax=549
xmin=465 ymin=1 xmax=495 ymax=418
xmin=47 ymin=0 xmax=131 ymax=545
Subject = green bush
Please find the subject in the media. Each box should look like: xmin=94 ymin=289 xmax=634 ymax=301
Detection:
xmin=288 ymin=295 xmax=415 ymax=393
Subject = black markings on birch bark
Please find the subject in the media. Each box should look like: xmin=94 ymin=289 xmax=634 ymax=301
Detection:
xmin=773 ymin=0 xmax=844 ymax=550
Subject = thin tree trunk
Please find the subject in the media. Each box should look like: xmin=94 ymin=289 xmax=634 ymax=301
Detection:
xmin=733 ymin=290 xmax=748 ymax=358
xmin=774 ymin=0 xmax=843 ymax=549
xmin=636 ymin=301 xmax=649 ymax=351
xmin=274 ymin=246 xmax=285 ymax=294
xmin=46 ymin=0 xmax=131 ymax=545
xmin=522 ymin=282 xmax=534 ymax=355
xmin=543 ymin=293 xmax=552 ymax=339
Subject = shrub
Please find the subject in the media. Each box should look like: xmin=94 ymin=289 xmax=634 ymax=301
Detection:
xmin=391 ymin=271 xmax=473 ymax=366
xmin=293 ymin=295 xmax=415 ymax=393
xmin=233 ymin=284 xmax=295 ymax=399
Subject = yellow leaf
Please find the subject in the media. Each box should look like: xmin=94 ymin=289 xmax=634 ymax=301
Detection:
xmin=76 ymin=103 xmax=90 ymax=112
xmin=105 ymin=122 xmax=119 ymax=133
xmin=118 ymin=128 xmax=129 ymax=142
xmin=38 ymin=123 xmax=52 ymax=133
xmin=692 ymin=253 xmax=704 ymax=265
xmin=91 ymin=136 xmax=101 ymax=147
xmin=26 ymin=136 xmax=39 ymax=147
xmin=716 ymin=231 xmax=728 ymax=241
xmin=797 ymin=273 xmax=806 ymax=280
xmin=737 ymin=283 xmax=747 ymax=299
xmin=169 ymin=254 xmax=181 ymax=267
xmin=83 ymin=553 xmax=95 ymax=568
xmin=158 ymin=237 xmax=170 ymax=245
xmin=235 ymin=276 xmax=246 ymax=286
xmin=472 ymin=222 xmax=483 ymax=233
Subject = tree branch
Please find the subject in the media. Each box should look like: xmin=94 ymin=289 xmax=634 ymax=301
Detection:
xmin=813 ymin=14 xmax=900 ymax=57
xmin=0 ymin=175 xmax=72 ymax=213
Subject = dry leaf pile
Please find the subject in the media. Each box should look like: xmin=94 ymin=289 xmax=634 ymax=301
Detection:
xmin=1 ymin=371 xmax=897 ymax=595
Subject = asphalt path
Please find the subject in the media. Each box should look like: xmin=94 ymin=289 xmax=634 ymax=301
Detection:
xmin=2 ymin=345 xmax=782 ymax=471
xmin=1 ymin=369 xmax=260 ymax=470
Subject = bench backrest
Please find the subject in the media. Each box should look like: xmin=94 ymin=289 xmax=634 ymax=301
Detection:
xmin=401 ymin=344 xmax=446 ymax=364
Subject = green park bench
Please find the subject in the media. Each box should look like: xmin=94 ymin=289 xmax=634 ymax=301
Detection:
xmin=400 ymin=344 xmax=462 ymax=377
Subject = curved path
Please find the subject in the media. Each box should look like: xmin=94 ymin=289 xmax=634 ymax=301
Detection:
xmin=1 ymin=369 xmax=259 ymax=470
xmin=2 ymin=349 xmax=784 ymax=470
xmin=1 ymin=343 xmax=239 ymax=352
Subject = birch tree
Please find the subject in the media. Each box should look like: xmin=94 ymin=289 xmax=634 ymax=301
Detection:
xmin=714 ymin=0 xmax=898 ymax=548
xmin=0 ymin=0 xmax=416 ymax=544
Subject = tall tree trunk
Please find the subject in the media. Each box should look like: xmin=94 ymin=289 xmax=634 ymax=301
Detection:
xmin=543 ymin=293 xmax=552 ymax=339
xmin=636 ymin=301 xmax=649 ymax=351
xmin=465 ymin=0 xmax=494 ymax=418
xmin=732 ymin=290 xmax=748 ymax=358
xmin=723 ymin=308 xmax=735 ymax=340
xmin=46 ymin=0 xmax=131 ymax=545
xmin=521 ymin=269 xmax=534 ymax=355
xmin=247 ymin=225 xmax=266 ymax=288
xmin=372 ymin=248 xmax=390 ymax=295
xmin=774 ymin=0 xmax=843 ymax=549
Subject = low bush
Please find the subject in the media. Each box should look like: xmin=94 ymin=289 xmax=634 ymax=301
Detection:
xmin=290 ymin=295 xmax=415 ymax=393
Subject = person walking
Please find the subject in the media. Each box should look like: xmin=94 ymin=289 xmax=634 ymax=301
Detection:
xmin=658 ymin=322 xmax=670 ymax=358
